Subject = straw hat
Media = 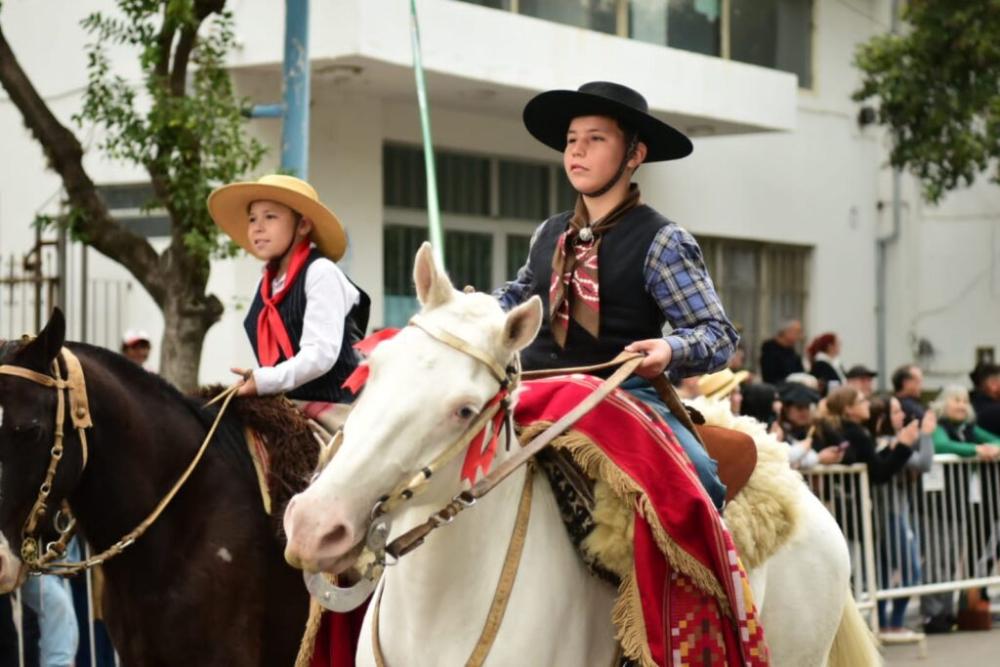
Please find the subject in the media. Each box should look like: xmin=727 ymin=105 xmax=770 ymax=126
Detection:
xmin=698 ymin=368 xmax=750 ymax=401
xmin=207 ymin=174 xmax=347 ymax=261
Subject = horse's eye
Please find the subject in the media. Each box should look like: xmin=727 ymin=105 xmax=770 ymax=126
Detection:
xmin=456 ymin=406 xmax=477 ymax=421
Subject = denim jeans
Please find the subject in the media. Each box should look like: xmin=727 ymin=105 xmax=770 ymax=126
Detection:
xmin=621 ymin=377 xmax=727 ymax=510
xmin=22 ymin=573 xmax=79 ymax=667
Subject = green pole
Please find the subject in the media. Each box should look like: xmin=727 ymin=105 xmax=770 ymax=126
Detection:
xmin=408 ymin=0 xmax=445 ymax=267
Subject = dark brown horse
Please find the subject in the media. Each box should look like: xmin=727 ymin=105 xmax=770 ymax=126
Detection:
xmin=0 ymin=310 xmax=309 ymax=666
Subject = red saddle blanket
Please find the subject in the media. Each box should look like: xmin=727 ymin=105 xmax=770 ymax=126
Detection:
xmin=513 ymin=376 xmax=769 ymax=666
xmin=310 ymin=375 xmax=769 ymax=667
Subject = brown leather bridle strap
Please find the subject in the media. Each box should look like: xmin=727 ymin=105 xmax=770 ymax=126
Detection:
xmin=372 ymin=465 xmax=535 ymax=667
xmin=0 ymin=347 xmax=242 ymax=575
xmin=409 ymin=315 xmax=510 ymax=384
xmin=385 ymin=353 xmax=643 ymax=559
xmin=519 ymin=350 xmax=640 ymax=380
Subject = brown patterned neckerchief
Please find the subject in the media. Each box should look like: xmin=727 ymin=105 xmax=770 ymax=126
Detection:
xmin=549 ymin=184 xmax=641 ymax=347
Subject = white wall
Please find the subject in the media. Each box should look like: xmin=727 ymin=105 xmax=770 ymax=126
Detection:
xmin=2 ymin=0 xmax=998 ymax=391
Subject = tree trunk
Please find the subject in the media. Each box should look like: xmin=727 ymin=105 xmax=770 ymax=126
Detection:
xmin=159 ymin=287 xmax=223 ymax=393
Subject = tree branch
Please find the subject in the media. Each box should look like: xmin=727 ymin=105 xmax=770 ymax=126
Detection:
xmin=0 ymin=21 xmax=167 ymax=305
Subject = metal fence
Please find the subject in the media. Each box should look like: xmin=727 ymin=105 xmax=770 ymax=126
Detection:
xmin=803 ymin=456 xmax=1000 ymax=631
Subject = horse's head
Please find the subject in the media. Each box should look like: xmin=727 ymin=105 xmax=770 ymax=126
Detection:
xmin=283 ymin=243 xmax=542 ymax=574
xmin=0 ymin=309 xmax=83 ymax=591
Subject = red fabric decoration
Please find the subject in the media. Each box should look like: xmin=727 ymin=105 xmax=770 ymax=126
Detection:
xmin=309 ymin=603 xmax=369 ymax=667
xmin=460 ymin=391 xmax=508 ymax=484
xmin=255 ymin=241 xmax=313 ymax=367
xmin=340 ymin=364 xmax=370 ymax=393
xmin=353 ymin=328 xmax=401 ymax=355
xmin=513 ymin=376 xmax=769 ymax=666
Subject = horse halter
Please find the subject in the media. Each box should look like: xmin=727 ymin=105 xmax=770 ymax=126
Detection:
xmin=305 ymin=314 xmax=521 ymax=611
xmin=0 ymin=347 xmax=93 ymax=570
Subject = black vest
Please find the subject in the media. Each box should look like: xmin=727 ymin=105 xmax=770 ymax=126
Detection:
xmin=244 ymin=249 xmax=371 ymax=403
xmin=521 ymin=205 xmax=668 ymax=374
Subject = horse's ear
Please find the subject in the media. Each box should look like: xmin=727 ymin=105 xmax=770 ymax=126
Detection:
xmin=16 ymin=308 xmax=66 ymax=371
xmin=501 ymin=296 xmax=542 ymax=354
xmin=413 ymin=242 xmax=454 ymax=309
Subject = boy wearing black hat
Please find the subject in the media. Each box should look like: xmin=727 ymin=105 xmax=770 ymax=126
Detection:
xmin=495 ymin=82 xmax=739 ymax=509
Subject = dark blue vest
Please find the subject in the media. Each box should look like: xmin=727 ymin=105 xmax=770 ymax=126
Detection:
xmin=520 ymin=204 xmax=669 ymax=375
xmin=244 ymin=249 xmax=370 ymax=403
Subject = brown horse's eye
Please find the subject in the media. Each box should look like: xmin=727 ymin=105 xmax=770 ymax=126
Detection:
xmin=456 ymin=406 xmax=477 ymax=421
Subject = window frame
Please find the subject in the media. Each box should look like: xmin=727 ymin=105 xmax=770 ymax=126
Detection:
xmin=462 ymin=0 xmax=815 ymax=90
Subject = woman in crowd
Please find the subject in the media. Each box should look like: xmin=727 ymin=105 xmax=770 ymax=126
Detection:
xmin=929 ymin=385 xmax=1000 ymax=460
xmin=866 ymin=395 xmax=936 ymax=640
xmin=807 ymin=332 xmax=847 ymax=396
xmin=814 ymin=387 xmax=913 ymax=482
xmin=929 ymin=386 xmax=1000 ymax=626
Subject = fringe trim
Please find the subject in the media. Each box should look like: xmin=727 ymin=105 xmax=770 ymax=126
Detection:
xmin=522 ymin=423 xmax=731 ymax=611
xmin=294 ymin=599 xmax=323 ymax=667
xmin=612 ymin=568 xmax=656 ymax=667
xmin=521 ymin=422 xmax=736 ymax=666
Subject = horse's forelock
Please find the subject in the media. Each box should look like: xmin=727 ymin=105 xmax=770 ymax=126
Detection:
xmin=0 ymin=339 xmax=22 ymax=364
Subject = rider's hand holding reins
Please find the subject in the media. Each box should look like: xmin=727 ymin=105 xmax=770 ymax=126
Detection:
xmin=624 ymin=338 xmax=672 ymax=379
xmin=231 ymin=367 xmax=258 ymax=397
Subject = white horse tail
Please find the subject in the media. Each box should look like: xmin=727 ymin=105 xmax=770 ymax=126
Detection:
xmin=827 ymin=590 xmax=882 ymax=667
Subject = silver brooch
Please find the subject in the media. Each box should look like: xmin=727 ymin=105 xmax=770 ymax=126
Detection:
xmin=578 ymin=226 xmax=594 ymax=242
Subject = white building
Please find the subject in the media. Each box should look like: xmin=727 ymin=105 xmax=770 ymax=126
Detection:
xmin=1 ymin=0 xmax=997 ymax=389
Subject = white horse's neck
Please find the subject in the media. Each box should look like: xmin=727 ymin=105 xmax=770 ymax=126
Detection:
xmin=367 ymin=448 xmax=618 ymax=667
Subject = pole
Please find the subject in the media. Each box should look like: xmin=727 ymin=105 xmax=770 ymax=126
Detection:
xmin=282 ymin=0 xmax=310 ymax=178
xmin=875 ymin=0 xmax=902 ymax=390
xmin=408 ymin=0 xmax=445 ymax=266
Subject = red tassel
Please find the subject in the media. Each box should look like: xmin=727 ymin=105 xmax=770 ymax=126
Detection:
xmin=341 ymin=364 xmax=370 ymax=393
xmin=460 ymin=392 xmax=507 ymax=484
xmin=353 ymin=328 xmax=401 ymax=356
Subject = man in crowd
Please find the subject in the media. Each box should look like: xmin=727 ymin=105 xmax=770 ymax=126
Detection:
xmin=760 ymin=319 xmax=804 ymax=384
xmin=969 ymin=362 xmax=1000 ymax=436
xmin=121 ymin=329 xmax=152 ymax=366
xmin=892 ymin=364 xmax=926 ymax=424
xmin=846 ymin=364 xmax=878 ymax=398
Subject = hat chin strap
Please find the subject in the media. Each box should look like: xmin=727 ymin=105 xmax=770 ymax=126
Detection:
xmin=579 ymin=136 xmax=639 ymax=199
xmin=269 ymin=221 xmax=309 ymax=273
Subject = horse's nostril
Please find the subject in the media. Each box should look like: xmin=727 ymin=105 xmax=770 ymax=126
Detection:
xmin=319 ymin=524 xmax=351 ymax=551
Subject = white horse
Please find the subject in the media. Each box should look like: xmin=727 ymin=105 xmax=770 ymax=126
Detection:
xmin=283 ymin=244 xmax=880 ymax=666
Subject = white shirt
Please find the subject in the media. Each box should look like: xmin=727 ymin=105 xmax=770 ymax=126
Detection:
xmin=252 ymin=258 xmax=361 ymax=396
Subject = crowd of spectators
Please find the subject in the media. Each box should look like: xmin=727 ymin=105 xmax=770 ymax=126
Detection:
xmin=683 ymin=320 xmax=1000 ymax=639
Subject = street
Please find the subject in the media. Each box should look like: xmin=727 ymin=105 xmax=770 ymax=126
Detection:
xmin=885 ymin=629 xmax=1000 ymax=666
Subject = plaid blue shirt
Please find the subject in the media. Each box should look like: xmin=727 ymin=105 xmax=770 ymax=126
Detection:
xmin=494 ymin=222 xmax=739 ymax=377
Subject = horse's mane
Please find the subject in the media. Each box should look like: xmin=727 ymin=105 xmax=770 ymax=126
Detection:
xmin=67 ymin=342 xmax=216 ymax=427
xmin=70 ymin=343 xmax=316 ymax=529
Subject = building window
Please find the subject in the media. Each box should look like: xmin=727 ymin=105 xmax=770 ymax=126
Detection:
xmin=630 ymin=0 xmax=721 ymax=57
xmin=458 ymin=0 xmax=813 ymax=88
xmin=699 ymin=236 xmax=810 ymax=371
xmin=730 ymin=0 xmax=813 ymax=89
xmin=520 ymin=0 xmax=618 ymax=35
xmin=97 ymin=183 xmax=170 ymax=238
xmin=382 ymin=144 xmax=562 ymax=327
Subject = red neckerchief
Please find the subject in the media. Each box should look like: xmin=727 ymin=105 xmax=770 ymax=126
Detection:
xmin=255 ymin=241 xmax=313 ymax=367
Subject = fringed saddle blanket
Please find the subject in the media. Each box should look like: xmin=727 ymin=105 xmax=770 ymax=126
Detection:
xmin=516 ymin=376 xmax=770 ymax=667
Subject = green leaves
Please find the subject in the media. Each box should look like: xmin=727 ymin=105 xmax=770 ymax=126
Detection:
xmin=74 ymin=1 xmax=264 ymax=264
xmin=854 ymin=1 xmax=1000 ymax=203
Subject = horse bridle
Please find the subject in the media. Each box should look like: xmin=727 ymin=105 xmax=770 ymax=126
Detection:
xmin=0 ymin=347 xmax=93 ymax=571
xmin=0 ymin=346 xmax=241 ymax=577
xmin=305 ymin=314 xmax=644 ymax=612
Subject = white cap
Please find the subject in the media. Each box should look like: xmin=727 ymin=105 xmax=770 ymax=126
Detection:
xmin=122 ymin=329 xmax=151 ymax=347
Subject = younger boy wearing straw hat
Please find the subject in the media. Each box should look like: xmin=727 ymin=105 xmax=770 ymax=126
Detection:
xmin=208 ymin=175 xmax=370 ymax=409
xmin=496 ymin=82 xmax=739 ymax=509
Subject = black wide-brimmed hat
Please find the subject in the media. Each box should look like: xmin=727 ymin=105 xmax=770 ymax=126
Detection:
xmin=523 ymin=81 xmax=693 ymax=162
